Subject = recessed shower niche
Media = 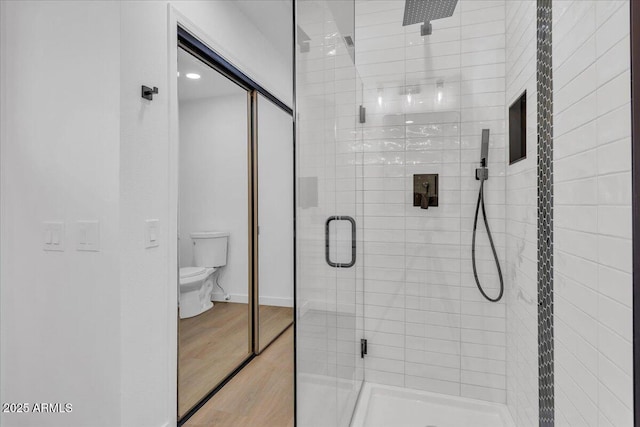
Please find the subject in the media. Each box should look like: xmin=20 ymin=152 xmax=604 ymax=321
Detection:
xmin=509 ymin=91 xmax=526 ymax=165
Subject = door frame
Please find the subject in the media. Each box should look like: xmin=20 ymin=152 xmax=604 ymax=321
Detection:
xmin=169 ymin=17 xmax=295 ymax=426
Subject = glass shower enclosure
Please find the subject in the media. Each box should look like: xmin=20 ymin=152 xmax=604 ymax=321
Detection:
xmin=295 ymin=0 xmax=364 ymax=425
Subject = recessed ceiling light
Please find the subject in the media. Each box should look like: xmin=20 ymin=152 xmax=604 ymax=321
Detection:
xmin=406 ymin=120 xmax=414 ymax=124
xmin=186 ymin=73 xmax=201 ymax=80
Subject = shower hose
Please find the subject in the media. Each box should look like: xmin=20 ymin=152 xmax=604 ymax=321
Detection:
xmin=472 ymin=179 xmax=504 ymax=302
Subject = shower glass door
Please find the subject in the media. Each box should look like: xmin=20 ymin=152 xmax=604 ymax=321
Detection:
xmin=295 ymin=0 xmax=363 ymax=425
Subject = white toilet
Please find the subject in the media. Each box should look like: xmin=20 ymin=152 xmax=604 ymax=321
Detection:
xmin=179 ymin=231 xmax=229 ymax=319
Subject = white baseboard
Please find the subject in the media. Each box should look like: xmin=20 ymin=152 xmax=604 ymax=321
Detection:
xmin=259 ymin=296 xmax=293 ymax=307
xmin=212 ymin=292 xmax=248 ymax=304
xmin=211 ymin=293 xmax=293 ymax=307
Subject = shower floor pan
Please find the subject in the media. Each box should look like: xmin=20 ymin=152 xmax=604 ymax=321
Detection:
xmin=351 ymin=382 xmax=515 ymax=427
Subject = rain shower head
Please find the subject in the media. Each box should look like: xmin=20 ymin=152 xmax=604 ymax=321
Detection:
xmin=403 ymin=0 xmax=458 ymax=35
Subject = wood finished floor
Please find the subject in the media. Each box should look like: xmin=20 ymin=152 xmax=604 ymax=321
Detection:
xmin=184 ymin=325 xmax=294 ymax=427
xmin=179 ymin=302 xmax=251 ymax=417
xmin=179 ymin=302 xmax=293 ymax=418
xmin=259 ymin=305 xmax=293 ymax=352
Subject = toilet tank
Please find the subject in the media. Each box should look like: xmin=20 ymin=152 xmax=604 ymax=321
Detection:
xmin=190 ymin=231 xmax=229 ymax=268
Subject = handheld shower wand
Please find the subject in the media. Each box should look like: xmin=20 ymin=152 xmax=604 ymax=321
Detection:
xmin=472 ymin=129 xmax=504 ymax=302
xmin=480 ymin=129 xmax=489 ymax=166
xmin=476 ymin=129 xmax=490 ymax=178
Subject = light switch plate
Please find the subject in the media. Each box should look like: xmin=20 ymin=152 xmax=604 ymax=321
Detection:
xmin=77 ymin=220 xmax=100 ymax=252
xmin=43 ymin=222 xmax=65 ymax=251
xmin=145 ymin=219 xmax=159 ymax=249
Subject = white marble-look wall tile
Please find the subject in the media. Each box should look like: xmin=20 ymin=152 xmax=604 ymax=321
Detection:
xmin=459 ymin=0 xmax=507 ymax=404
xmin=355 ymin=0 xmax=507 ymax=403
xmin=552 ymin=1 xmax=633 ymax=426
xmin=504 ymin=1 xmax=538 ymax=426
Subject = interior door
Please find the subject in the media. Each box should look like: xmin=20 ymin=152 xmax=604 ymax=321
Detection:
xmin=256 ymin=93 xmax=295 ymax=352
xmin=176 ymin=46 xmax=252 ymax=419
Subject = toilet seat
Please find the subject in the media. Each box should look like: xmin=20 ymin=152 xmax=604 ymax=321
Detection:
xmin=180 ymin=267 xmax=207 ymax=279
xmin=179 ymin=266 xmax=215 ymax=287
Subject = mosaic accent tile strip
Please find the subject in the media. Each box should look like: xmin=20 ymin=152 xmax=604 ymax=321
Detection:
xmin=536 ymin=0 xmax=554 ymax=425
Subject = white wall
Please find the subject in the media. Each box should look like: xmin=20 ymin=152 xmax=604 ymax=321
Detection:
xmin=354 ymin=0 xmax=508 ymax=403
xmin=172 ymin=1 xmax=292 ymax=108
xmin=1 ymin=1 xmax=293 ymax=427
xmin=552 ymin=1 xmax=633 ymax=425
xmin=235 ymin=0 xmax=293 ymax=84
xmin=0 ymin=2 xmax=121 ymax=426
xmin=119 ymin=3 xmax=180 ymax=426
xmin=179 ymin=95 xmax=249 ymax=302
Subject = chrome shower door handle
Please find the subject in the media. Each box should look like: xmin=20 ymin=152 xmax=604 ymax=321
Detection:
xmin=325 ymin=216 xmax=356 ymax=268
